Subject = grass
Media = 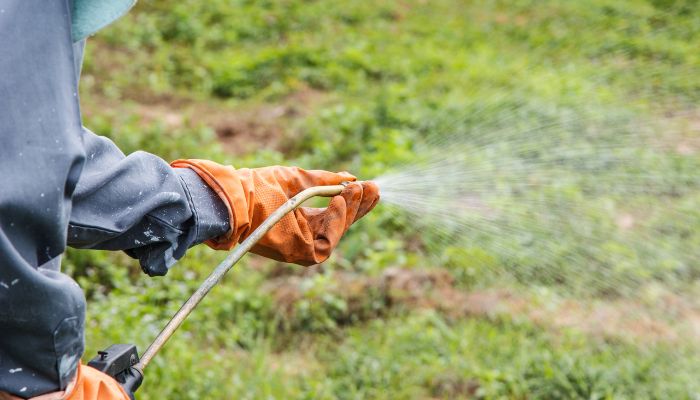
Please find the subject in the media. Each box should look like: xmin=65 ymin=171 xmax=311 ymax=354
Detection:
xmin=72 ymin=0 xmax=700 ymax=398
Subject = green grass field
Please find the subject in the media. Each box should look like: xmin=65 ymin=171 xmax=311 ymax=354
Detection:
xmin=72 ymin=0 xmax=700 ymax=398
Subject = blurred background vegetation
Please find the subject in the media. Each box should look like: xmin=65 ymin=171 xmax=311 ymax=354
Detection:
xmin=72 ymin=0 xmax=699 ymax=398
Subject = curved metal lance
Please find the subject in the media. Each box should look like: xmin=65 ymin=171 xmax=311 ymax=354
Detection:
xmin=138 ymin=183 xmax=347 ymax=369
xmin=87 ymin=184 xmax=347 ymax=395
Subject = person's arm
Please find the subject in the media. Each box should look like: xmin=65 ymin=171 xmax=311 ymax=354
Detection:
xmin=67 ymin=131 xmax=380 ymax=274
xmin=67 ymin=129 xmax=229 ymax=276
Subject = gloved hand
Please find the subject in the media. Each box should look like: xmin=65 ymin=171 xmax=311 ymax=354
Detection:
xmin=171 ymin=159 xmax=380 ymax=265
xmin=65 ymin=364 xmax=131 ymax=400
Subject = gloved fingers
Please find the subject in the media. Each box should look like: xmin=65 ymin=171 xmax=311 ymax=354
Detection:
xmin=303 ymin=181 xmax=368 ymax=235
xmin=265 ymin=182 xmax=377 ymax=266
xmin=307 ymin=183 xmax=365 ymax=263
xmin=308 ymin=194 xmax=349 ymax=263
xmin=354 ymin=181 xmax=380 ymax=222
xmin=338 ymin=182 xmax=363 ymax=231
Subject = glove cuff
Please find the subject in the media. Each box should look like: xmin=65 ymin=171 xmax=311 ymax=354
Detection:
xmin=170 ymin=159 xmax=250 ymax=250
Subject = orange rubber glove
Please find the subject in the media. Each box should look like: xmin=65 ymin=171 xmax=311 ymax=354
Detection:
xmin=64 ymin=365 xmax=130 ymax=400
xmin=171 ymin=159 xmax=380 ymax=265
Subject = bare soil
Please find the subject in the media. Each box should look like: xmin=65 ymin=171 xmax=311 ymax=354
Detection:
xmin=263 ymin=265 xmax=700 ymax=345
xmin=652 ymin=108 xmax=700 ymax=156
xmin=81 ymin=84 xmax=327 ymax=156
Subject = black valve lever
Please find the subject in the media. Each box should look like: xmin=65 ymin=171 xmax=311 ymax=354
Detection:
xmin=88 ymin=344 xmax=143 ymax=399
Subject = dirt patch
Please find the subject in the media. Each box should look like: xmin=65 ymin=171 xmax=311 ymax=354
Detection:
xmin=382 ymin=267 xmax=456 ymax=309
xmin=528 ymin=298 xmax=679 ymax=343
xmin=429 ymin=375 xmax=481 ymax=399
xmin=650 ymin=108 xmax=700 ymax=156
xmin=675 ymin=139 xmax=699 ymax=155
xmin=212 ymin=105 xmax=287 ymax=155
xmin=262 ymin=266 xmax=700 ymax=345
xmin=210 ymin=89 xmax=326 ymax=155
xmin=615 ymin=213 xmax=636 ymax=230
xmin=81 ymin=87 xmax=328 ymax=156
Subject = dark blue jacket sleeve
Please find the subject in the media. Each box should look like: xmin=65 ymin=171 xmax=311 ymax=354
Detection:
xmin=68 ymin=129 xmax=229 ymax=276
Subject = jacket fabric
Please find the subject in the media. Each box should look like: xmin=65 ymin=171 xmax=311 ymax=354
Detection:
xmin=0 ymin=1 xmax=228 ymax=397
